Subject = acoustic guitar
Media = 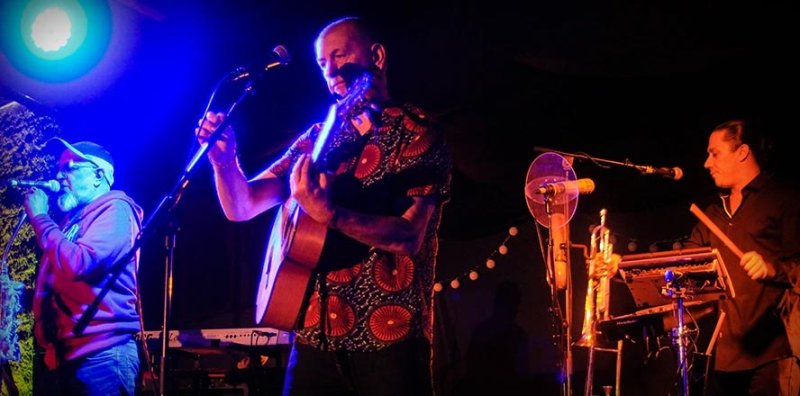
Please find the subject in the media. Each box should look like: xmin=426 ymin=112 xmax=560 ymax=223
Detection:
xmin=255 ymin=71 xmax=375 ymax=331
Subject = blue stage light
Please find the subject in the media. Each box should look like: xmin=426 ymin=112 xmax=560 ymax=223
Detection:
xmin=2 ymin=0 xmax=111 ymax=82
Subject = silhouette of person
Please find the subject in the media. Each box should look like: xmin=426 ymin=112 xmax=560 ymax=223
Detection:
xmin=459 ymin=280 xmax=529 ymax=395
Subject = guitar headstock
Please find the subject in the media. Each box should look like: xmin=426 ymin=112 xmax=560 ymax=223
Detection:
xmin=337 ymin=70 xmax=378 ymax=120
xmin=311 ymin=66 xmax=380 ymax=169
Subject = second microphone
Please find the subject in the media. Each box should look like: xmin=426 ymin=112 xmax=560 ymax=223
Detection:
xmin=531 ymin=178 xmax=595 ymax=196
xmin=6 ymin=179 xmax=61 ymax=193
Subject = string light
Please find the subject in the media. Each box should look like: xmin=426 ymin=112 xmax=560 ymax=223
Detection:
xmin=432 ymin=223 xmax=684 ymax=292
xmin=587 ymin=223 xmax=686 ymax=254
xmin=434 ymin=226 xmax=518 ymax=292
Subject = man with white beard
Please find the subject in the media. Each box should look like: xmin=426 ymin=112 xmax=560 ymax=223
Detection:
xmin=23 ymin=139 xmax=143 ymax=396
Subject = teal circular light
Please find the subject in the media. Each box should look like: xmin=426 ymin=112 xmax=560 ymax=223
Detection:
xmin=25 ymin=3 xmax=87 ymax=59
xmin=2 ymin=0 xmax=111 ymax=82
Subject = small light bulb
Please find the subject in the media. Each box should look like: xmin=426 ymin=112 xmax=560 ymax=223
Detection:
xmin=486 ymin=259 xmax=496 ymax=269
xmin=469 ymin=271 xmax=479 ymax=281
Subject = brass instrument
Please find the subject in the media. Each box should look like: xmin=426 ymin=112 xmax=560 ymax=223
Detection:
xmin=576 ymin=209 xmax=621 ymax=396
xmin=576 ymin=209 xmax=613 ymax=347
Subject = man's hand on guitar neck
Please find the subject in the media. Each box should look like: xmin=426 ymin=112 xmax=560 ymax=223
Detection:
xmin=290 ymin=154 xmax=337 ymax=226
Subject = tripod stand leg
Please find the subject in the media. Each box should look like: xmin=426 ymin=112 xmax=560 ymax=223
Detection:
xmin=701 ymin=311 xmax=725 ymax=396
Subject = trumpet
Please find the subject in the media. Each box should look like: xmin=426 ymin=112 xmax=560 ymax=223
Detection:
xmin=576 ymin=209 xmax=613 ymax=347
xmin=576 ymin=209 xmax=620 ymax=396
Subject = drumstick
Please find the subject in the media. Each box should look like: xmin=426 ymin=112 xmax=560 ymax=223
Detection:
xmin=689 ymin=203 xmax=744 ymax=259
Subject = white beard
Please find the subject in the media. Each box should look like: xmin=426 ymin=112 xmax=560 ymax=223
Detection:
xmin=57 ymin=192 xmax=79 ymax=212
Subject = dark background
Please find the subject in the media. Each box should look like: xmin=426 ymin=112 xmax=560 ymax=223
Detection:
xmin=2 ymin=0 xmax=798 ymax=394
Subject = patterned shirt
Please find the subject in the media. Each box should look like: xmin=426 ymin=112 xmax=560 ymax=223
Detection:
xmin=265 ymin=101 xmax=451 ymax=351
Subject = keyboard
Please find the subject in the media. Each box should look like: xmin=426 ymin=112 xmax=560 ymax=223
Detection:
xmin=134 ymin=327 xmax=292 ymax=349
xmin=617 ymin=247 xmax=733 ymax=308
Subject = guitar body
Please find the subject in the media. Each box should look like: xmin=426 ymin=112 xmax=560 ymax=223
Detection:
xmin=256 ymin=199 xmax=327 ymax=330
xmin=255 ymin=70 xmax=376 ymax=331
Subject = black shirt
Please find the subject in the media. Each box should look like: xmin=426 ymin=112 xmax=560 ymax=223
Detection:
xmin=685 ymin=173 xmax=800 ymax=371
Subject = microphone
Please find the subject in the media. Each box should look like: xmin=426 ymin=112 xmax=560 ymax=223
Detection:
xmin=534 ymin=178 xmax=595 ymax=195
xmin=7 ymin=179 xmax=61 ymax=193
xmin=635 ymin=164 xmax=684 ymax=180
xmin=231 ymin=44 xmax=291 ymax=81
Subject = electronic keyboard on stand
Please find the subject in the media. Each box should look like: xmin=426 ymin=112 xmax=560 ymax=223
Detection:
xmin=616 ymin=246 xmax=734 ymax=309
xmin=135 ymin=327 xmax=292 ymax=349
xmin=605 ymin=247 xmax=734 ymax=396
xmin=135 ymin=327 xmax=292 ymax=395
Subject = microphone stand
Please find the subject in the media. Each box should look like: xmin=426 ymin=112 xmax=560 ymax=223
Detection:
xmin=70 ymin=76 xmax=258 ymax=396
xmin=149 ymin=78 xmax=257 ymax=396
xmin=533 ymin=146 xmax=659 ymax=176
xmin=544 ymin=195 xmax=572 ymax=396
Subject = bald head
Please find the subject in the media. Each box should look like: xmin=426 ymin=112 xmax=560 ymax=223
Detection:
xmin=314 ymin=16 xmax=389 ymax=100
xmin=316 ymin=17 xmax=378 ymax=50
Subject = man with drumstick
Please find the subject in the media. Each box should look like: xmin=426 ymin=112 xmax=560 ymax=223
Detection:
xmin=685 ymin=119 xmax=800 ymax=395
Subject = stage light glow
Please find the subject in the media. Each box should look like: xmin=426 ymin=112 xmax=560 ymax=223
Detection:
xmin=2 ymin=0 xmax=110 ymax=82
xmin=31 ymin=7 xmax=73 ymax=52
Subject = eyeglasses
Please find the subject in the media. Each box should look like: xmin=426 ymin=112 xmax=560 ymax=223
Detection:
xmin=55 ymin=160 xmax=111 ymax=187
xmin=57 ymin=163 xmax=98 ymax=175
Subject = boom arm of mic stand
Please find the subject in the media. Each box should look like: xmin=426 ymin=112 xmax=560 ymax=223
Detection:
xmin=534 ymin=146 xmax=641 ymax=171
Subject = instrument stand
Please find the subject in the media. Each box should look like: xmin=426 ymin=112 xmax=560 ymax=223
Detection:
xmin=591 ymin=340 xmax=624 ymax=396
xmin=544 ymin=196 xmax=572 ymax=396
xmin=616 ymin=247 xmax=733 ymax=396
xmin=663 ymin=270 xmax=690 ymax=396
